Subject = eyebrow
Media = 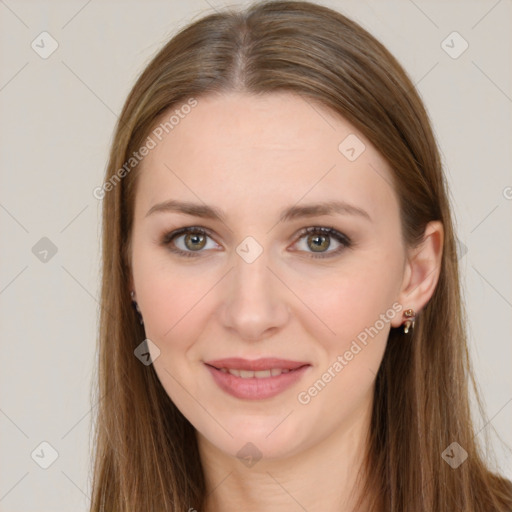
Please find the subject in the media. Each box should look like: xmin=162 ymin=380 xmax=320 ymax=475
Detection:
xmin=145 ymin=199 xmax=371 ymax=222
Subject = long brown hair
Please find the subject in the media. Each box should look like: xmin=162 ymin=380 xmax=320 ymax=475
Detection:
xmin=89 ymin=1 xmax=512 ymax=510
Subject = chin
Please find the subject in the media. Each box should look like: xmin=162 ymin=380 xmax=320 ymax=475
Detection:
xmin=197 ymin=413 xmax=311 ymax=463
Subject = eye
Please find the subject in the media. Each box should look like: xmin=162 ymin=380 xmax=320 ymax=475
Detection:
xmin=160 ymin=225 xmax=352 ymax=259
xmin=161 ymin=226 xmax=219 ymax=258
xmin=292 ymin=226 xmax=352 ymax=259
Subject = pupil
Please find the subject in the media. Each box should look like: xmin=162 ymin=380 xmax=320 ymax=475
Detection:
xmin=187 ymin=233 xmax=205 ymax=250
xmin=310 ymin=234 xmax=329 ymax=252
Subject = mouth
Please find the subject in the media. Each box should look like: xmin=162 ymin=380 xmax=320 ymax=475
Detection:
xmin=204 ymin=357 xmax=311 ymax=400
xmin=205 ymin=357 xmax=309 ymax=374
xmin=211 ymin=367 xmax=298 ymax=378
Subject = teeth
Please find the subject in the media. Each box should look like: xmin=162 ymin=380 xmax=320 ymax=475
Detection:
xmin=222 ymin=368 xmax=291 ymax=378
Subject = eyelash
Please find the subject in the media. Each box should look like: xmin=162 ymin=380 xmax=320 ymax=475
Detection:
xmin=160 ymin=225 xmax=352 ymax=260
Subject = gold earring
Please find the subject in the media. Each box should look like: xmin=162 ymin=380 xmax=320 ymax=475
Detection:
xmin=403 ymin=308 xmax=416 ymax=334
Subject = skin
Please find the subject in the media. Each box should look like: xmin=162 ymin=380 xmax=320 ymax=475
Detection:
xmin=129 ymin=92 xmax=443 ymax=511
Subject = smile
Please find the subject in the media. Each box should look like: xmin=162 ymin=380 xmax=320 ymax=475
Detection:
xmin=217 ymin=368 xmax=292 ymax=378
xmin=204 ymin=358 xmax=311 ymax=400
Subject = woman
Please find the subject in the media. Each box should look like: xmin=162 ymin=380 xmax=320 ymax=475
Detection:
xmin=90 ymin=1 xmax=512 ymax=510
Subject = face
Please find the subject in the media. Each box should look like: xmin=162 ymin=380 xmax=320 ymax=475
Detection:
xmin=130 ymin=91 xmax=408 ymax=462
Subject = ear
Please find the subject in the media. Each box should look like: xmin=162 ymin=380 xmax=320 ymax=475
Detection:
xmin=390 ymin=220 xmax=444 ymax=328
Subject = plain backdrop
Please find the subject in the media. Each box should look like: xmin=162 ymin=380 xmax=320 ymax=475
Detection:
xmin=0 ymin=0 xmax=511 ymax=510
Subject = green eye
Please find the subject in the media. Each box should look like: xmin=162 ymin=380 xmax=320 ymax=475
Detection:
xmin=161 ymin=225 xmax=351 ymax=259
xmin=161 ymin=226 xmax=213 ymax=258
xmin=294 ymin=226 xmax=351 ymax=259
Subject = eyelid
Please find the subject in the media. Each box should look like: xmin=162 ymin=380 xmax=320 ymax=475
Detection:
xmin=161 ymin=225 xmax=214 ymax=244
xmin=160 ymin=225 xmax=352 ymax=259
xmin=160 ymin=225 xmax=220 ymax=258
xmin=291 ymin=226 xmax=352 ymax=259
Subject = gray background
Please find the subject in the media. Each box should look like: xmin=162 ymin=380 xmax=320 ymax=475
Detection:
xmin=0 ymin=0 xmax=511 ymax=510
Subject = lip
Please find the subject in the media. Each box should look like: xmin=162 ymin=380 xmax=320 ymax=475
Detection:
xmin=205 ymin=357 xmax=310 ymax=371
xmin=204 ymin=358 xmax=311 ymax=400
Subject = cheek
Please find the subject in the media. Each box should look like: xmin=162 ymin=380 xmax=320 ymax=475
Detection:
xmin=290 ymin=260 xmax=398 ymax=345
xmin=139 ymin=273 xmax=211 ymax=346
xmin=131 ymin=242 xmax=210 ymax=344
xmin=291 ymin=267 xmax=394 ymax=416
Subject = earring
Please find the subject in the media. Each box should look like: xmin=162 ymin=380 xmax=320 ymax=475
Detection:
xmin=403 ymin=308 xmax=415 ymax=334
xmin=130 ymin=291 xmax=144 ymax=325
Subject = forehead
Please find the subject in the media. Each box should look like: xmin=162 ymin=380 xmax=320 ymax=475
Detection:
xmin=136 ymin=92 xmax=398 ymax=222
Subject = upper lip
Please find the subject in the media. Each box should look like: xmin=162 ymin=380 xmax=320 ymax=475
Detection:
xmin=205 ymin=357 xmax=310 ymax=371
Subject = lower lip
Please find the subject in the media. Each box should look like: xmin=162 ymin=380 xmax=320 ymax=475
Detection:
xmin=205 ymin=364 xmax=311 ymax=400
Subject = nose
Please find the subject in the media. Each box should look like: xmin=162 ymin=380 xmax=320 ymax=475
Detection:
xmin=219 ymin=249 xmax=290 ymax=342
